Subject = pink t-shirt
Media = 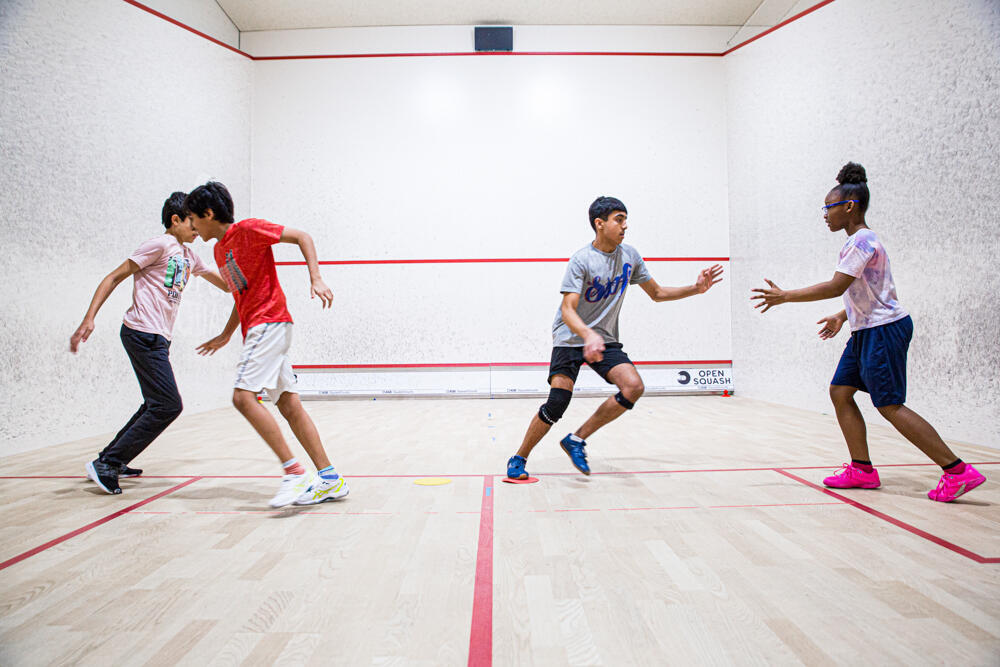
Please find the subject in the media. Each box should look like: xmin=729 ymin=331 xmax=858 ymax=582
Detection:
xmin=835 ymin=228 xmax=908 ymax=332
xmin=122 ymin=235 xmax=209 ymax=340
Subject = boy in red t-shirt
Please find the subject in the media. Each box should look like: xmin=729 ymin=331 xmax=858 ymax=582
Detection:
xmin=185 ymin=182 xmax=349 ymax=508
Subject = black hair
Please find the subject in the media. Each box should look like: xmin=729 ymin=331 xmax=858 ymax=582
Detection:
xmin=184 ymin=181 xmax=235 ymax=224
xmin=161 ymin=191 xmax=188 ymax=229
xmin=588 ymin=196 xmax=627 ymax=231
xmin=833 ymin=162 xmax=870 ymax=213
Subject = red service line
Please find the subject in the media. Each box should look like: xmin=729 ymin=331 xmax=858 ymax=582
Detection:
xmin=276 ymin=256 xmax=728 ymax=266
xmin=292 ymin=360 xmax=732 ymax=370
xmin=0 ymin=477 xmax=202 ymax=572
xmin=468 ymin=476 xmax=494 ymax=667
xmin=774 ymin=469 xmax=999 ymax=564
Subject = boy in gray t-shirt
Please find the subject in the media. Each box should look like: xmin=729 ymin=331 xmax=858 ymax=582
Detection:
xmin=507 ymin=196 xmax=723 ymax=480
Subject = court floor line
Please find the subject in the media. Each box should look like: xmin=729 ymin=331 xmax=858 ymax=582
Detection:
xmin=0 ymin=477 xmax=203 ymax=572
xmin=468 ymin=475 xmax=494 ymax=667
xmin=773 ymin=469 xmax=999 ymax=564
xmin=2 ymin=461 xmax=997 ymax=480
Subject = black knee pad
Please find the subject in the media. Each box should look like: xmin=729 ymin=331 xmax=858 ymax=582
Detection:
xmin=614 ymin=391 xmax=635 ymax=410
xmin=538 ymin=388 xmax=573 ymax=425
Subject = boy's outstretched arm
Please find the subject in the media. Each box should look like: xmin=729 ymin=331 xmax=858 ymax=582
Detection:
xmin=750 ymin=271 xmax=854 ymax=313
xmin=280 ymin=227 xmax=333 ymax=308
xmin=70 ymin=259 xmax=140 ymax=353
xmin=640 ymin=264 xmax=724 ymax=302
xmin=197 ymin=305 xmax=240 ymax=356
xmin=201 ymin=270 xmax=231 ymax=292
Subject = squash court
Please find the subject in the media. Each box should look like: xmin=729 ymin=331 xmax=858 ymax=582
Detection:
xmin=3 ymin=0 xmax=999 ymax=665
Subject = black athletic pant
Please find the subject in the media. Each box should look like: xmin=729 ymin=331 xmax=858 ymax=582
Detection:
xmin=99 ymin=325 xmax=183 ymax=467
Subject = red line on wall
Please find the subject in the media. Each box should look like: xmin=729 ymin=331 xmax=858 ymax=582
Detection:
xmin=275 ymin=257 xmax=729 ymax=266
xmin=122 ymin=0 xmax=252 ymax=59
xmin=773 ymin=469 xmax=999 ymax=564
xmin=122 ymin=0 xmax=836 ymax=61
xmin=722 ymin=0 xmax=837 ymax=55
xmin=255 ymin=51 xmax=724 ymax=61
xmin=468 ymin=475 xmax=494 ymax=666
xmin=0 ymin=477 xmax=203 ymax=572
xmin=292 ymin=360 xmax=732 ymax=370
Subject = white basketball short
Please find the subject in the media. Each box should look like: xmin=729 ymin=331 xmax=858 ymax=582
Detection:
xmin=234 ymin=322 xmax=298 ymax=401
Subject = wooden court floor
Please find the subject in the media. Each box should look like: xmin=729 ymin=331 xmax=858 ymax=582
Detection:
xmin=1 ymin=395 xmax=998 ymax=666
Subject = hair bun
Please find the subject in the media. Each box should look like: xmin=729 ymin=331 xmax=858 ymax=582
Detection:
xmin=837 ymin=162 xmax=867 ymax=185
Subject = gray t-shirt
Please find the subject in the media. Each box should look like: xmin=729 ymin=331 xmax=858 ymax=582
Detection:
xmin=551 ymin=243 xmax=652 ymax=347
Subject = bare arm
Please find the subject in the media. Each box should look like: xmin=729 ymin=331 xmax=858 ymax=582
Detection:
xmin=560 ymin=292 xmax=605 ymax=363
xmin=70 ymin=259 xmax=140 ymax=353
xmin=640 ymin=264 xmax=724 ymax=302
xmin=197 ymin=304 xmax=240 ymax=356
xmin=200 ymin=270 xmax=230 ymax=292
xmin=280 ymin=227 xmax=333 ymax=308
xmin=750 ymin=271 xmax=855 ymax=313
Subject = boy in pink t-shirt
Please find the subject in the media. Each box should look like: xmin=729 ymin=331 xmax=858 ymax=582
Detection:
xmin=71 ymin=192 xmax=229 ymax=495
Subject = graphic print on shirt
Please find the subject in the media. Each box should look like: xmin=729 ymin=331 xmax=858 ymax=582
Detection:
xmin=163 ymin=253 xmax=193 ymax=291
xmin=584 ymin=263 xmax=633 ymax=303
xmin=222 ymin=250 xmax=249 ymax=294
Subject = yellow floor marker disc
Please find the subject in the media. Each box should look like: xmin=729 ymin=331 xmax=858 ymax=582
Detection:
xmin=414 ymin=478 xmax=452 ymax=486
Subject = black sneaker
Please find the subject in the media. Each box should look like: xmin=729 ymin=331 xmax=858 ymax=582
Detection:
xmin=86 ymin=459 xmax=122 ymax=494
xmin=119 ymin=464 xmax=143 ymax=478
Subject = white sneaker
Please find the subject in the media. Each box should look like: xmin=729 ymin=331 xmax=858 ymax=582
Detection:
xmin=294 ymin=475 xmax=350 ymax=505
xmin=270 ymin=473 xmax=313 ymax=508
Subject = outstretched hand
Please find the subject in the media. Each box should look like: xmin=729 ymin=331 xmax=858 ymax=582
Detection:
xmin=70 ymin=320 xmax=94 ymax=354
xmin=750 ymin=279 xmax=786 ymax=313
xmin=817 ymin=313 xmax=845 ymax=340
xmin=311 ymin=278 xmax=334 ymax=308
xmin=695 ymin=264 xmax=724 ymax=293
xmin=197 ymin=333 xmax=231 ymax=356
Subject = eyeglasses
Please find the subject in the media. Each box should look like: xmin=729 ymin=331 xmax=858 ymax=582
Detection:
xmin=822 ymin=200 xmax=858 ymax=211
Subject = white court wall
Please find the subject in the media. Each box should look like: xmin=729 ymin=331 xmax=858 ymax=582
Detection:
xmin=250 ymin=35 xmax=732 ymax=376
xmin=726 ymin=0 xmax=1000 ymax=446
xmin=0 ymin=0 xmax=252 ymax=456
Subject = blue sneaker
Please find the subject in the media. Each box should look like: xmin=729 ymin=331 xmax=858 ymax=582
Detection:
xmin=507 ymin=455 xmax=529 ymax=480
xmin=559 ymin=434 xmax=590 ymax=475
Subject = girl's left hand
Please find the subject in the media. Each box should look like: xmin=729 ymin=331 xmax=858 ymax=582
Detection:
xmin=750 ymin=279 xmax=786 ymax=313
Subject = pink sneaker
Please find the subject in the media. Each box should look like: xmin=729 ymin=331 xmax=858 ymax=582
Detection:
xmin=928 ymin=465 xmax=986 ymax=502
xmin=823 ymin=463 xmax=881 ymax=489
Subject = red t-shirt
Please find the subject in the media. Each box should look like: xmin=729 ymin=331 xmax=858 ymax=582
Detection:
xmin=214 ymin=218 xmax=293 ymax=337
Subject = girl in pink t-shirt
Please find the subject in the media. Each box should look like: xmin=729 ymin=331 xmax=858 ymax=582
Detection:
xmin=70 ymin=192 xmax=228 ymax=495
xmin=751 ymin=162 xmax=985 ymax=503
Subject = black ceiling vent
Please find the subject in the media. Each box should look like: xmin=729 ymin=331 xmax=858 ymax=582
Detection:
xmin=475 ymin=26 xmax=513 ymax=52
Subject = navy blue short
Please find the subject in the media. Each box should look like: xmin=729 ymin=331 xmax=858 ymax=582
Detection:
xmin=831 ymin=315 xmax=913 ymax=408
xmin=548 ymin=343 xmax=633 ymax=385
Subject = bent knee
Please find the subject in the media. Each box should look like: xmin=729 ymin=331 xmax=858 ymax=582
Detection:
xmin=876 ymin=404 xmax=902 ymax=419
xmin=623 ymin=380 xmax=644 ymax=402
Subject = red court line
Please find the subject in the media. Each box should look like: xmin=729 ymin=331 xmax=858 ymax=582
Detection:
xmin=276 ymin=257 xmax=729 ymax=266
xmin=3 ymin=462 xmax=997 ymax=481
xmin=0 ymin=477 xmax=203 ymax=572
xmin=256 ymin=51 xmax=724 ymax=61
xmin=468 ymin=475 xmax=494 ymax=667
xmin=123 ymin=0 xmax=251 ymax=59
xmin=123 ymin=0 xmax=836 ymax=62
xmin=774 ymin=469 xmax=999 ymax=564
xmin=722 ymin=0 xmax=837 ymax=55
xmin=292 ymin=360 xmax=732 ymax=370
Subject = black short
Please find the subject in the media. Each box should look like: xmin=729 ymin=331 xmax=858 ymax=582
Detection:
xmin=548 ymin=343 xmax=633 ymax=385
